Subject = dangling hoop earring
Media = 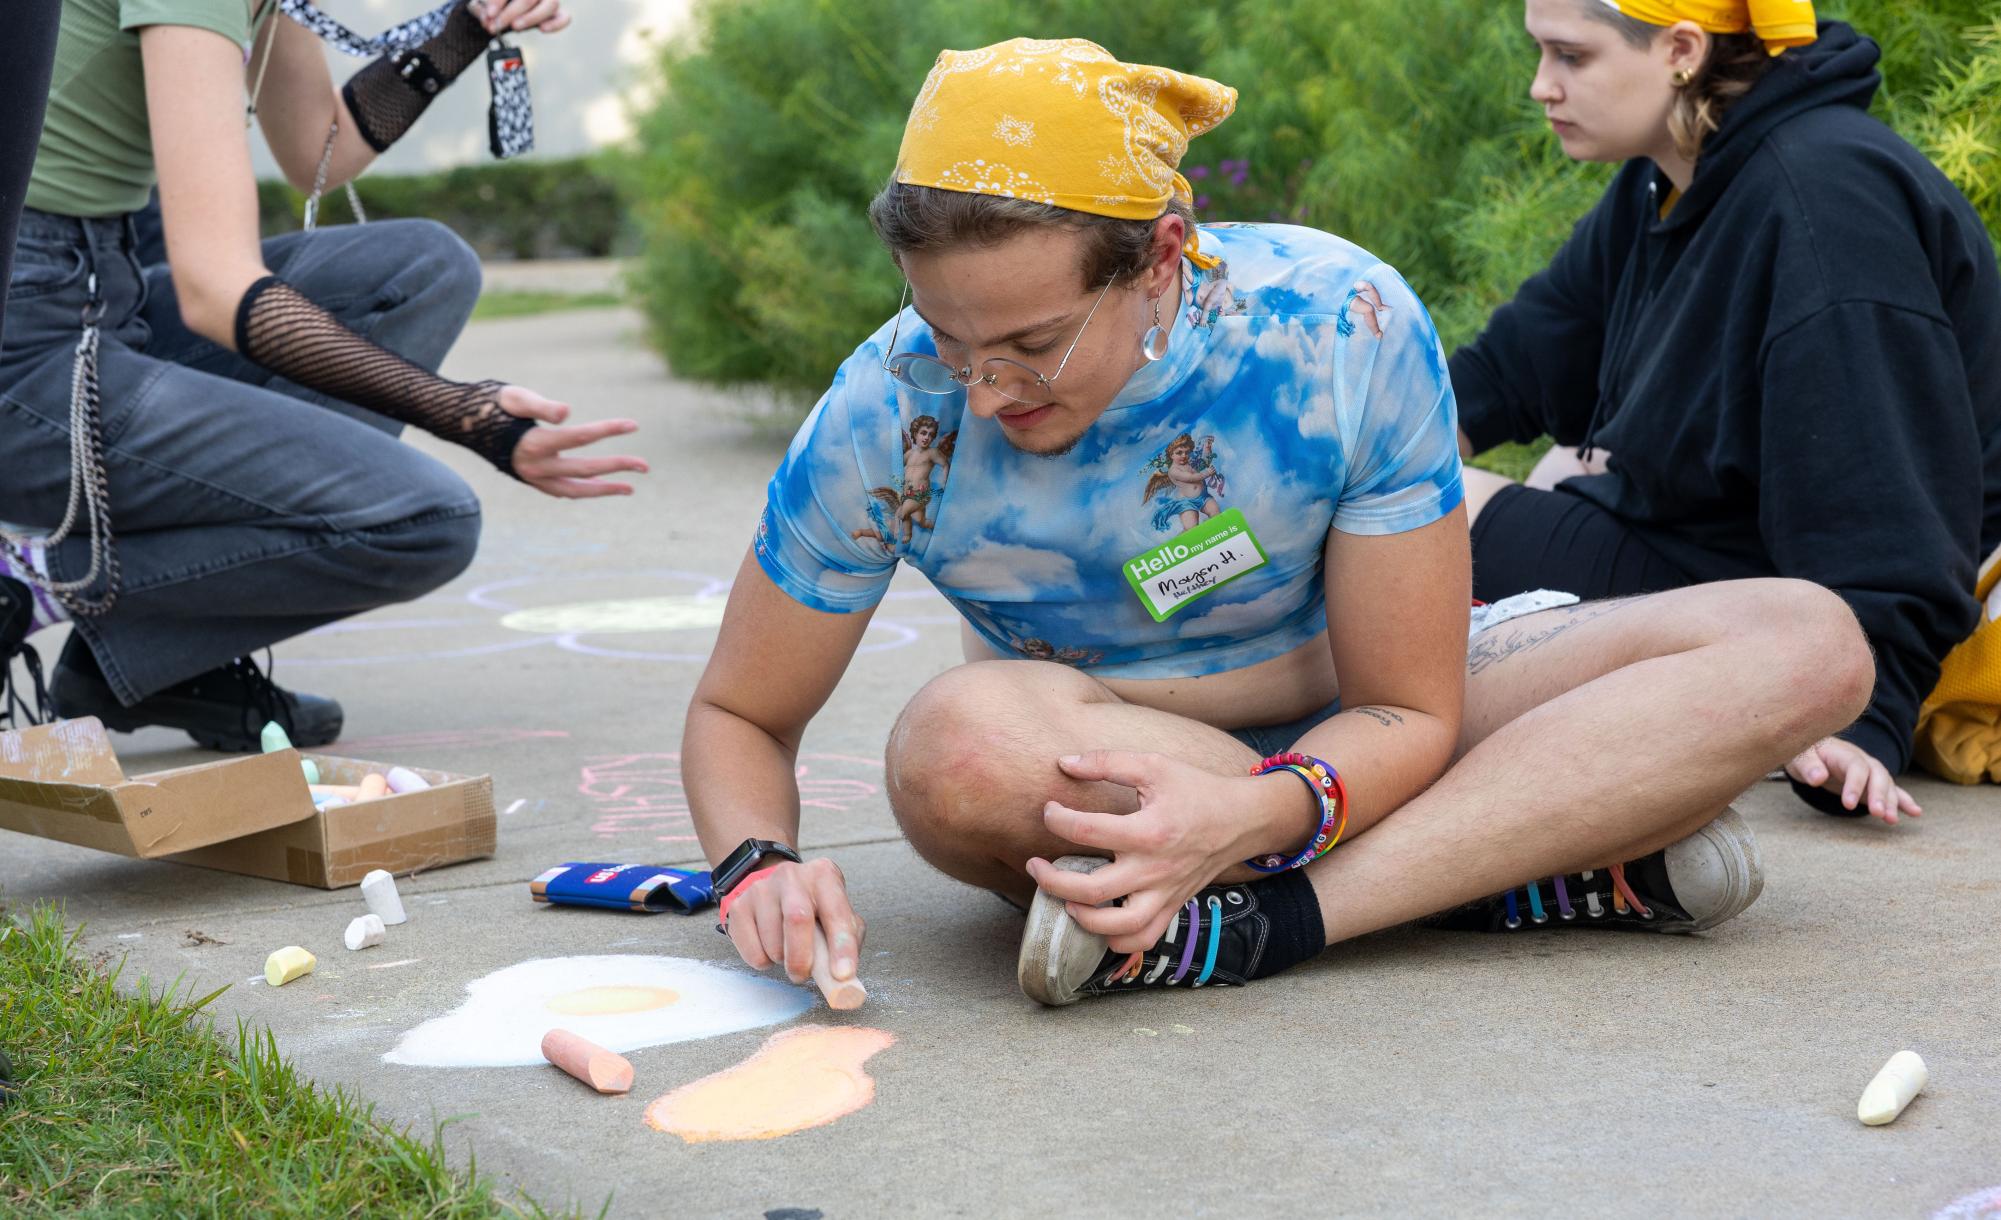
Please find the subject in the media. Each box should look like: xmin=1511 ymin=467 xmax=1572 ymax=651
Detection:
xmin=1672 ymin=68 xmax=1694 ymax=87
xmin=1140 ymin=296 xmax=1169 ymax=363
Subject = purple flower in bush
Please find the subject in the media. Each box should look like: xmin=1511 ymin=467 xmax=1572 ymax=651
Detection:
xmin=1187 ymin=165 xmax=1211 ymax=180
xmin=1194 ymin=194 xmax=1211 ymax=210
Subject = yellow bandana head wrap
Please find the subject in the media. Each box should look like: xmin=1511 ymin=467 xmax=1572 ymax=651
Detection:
xmin=1602 ymin=0 xmax=1818 ymax=56
xmin=893 ymin=37 xmax=1239 ymax=269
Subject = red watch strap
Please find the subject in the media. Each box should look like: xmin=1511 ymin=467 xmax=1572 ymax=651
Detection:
xmin=717 ymin=865 xmax=782 ymax=928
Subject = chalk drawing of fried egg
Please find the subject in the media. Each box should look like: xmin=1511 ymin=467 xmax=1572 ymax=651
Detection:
xmin=383 ymin=955 xmax=811 ymax=1067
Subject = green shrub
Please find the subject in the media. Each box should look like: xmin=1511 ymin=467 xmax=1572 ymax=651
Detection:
xmin=619 ymin=0 xmax=2001 ymax=406
xmin=259 ymin=155 xmax=629 ymax=259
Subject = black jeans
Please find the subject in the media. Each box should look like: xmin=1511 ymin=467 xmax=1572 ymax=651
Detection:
xmin=0 ymin=0 xmax=61 ymax=352
xmin=0 ymin=210 xmax=487 ymax=703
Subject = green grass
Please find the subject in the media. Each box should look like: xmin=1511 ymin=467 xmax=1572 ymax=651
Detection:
xmin=471 ymin=290 xmax=624 ymax=321
xmin=0 ymin=903 xmax=579 ymax=1218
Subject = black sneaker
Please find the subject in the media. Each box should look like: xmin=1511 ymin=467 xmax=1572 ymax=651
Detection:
xmin=50 ymin=645 xmax=343 ymax=752
xmin=1017 ymin=856 xmax=1272 ymax=1006
xmin=0 ymin=577 xmax=51 ymax=731
xmin=1427 ymin=807 xmax=1765 ymax=935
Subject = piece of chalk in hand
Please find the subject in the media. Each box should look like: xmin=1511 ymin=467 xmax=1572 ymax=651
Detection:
xmin=1858 ymin=1050 xmax=1928 ymax=1126
xmin=541 ymin=1028 xmax=634 ymax=1094
xmin=264 ymin=946 xmax=316 ymax=986
xmin=344 ymin=914 xmax=386 ymax=951
xmin=385 ymin=766 xmax=430 ymax=794
xmin=260 ymin=721 xmax=293 ymax=754
xmin=810 ymin=925 xmax=867 ymax=1011
xmin=361 ymin=868 xmax=408 ymax=925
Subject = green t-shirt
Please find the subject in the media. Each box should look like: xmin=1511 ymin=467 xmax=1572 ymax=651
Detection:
xmin=27 ymin=0 xmax=259 ymax=218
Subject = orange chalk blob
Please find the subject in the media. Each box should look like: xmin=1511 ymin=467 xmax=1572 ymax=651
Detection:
xmin=546 ymin=985 xmax=679 ymax=1016
xmin=644 ymin=1025 xmax=893 ymax=1143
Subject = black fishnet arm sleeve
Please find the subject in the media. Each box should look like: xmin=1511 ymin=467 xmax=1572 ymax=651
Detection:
xmin=235 ymin=276 xmax=535 ymax=477
xmin=339 ymin=0 xmax=492 ymax=152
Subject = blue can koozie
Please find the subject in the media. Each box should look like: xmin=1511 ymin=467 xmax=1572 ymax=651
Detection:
xmin=530 ymin=862 xmax=716 ymax=914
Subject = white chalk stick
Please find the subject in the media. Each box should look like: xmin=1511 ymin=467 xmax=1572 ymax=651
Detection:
xmin=344 ymin=914 xmax=386 ymax=951
xmin=385 ymin=766 xmax=430 ymax=794
xmin=810 ymin=925 xmax=867 ymax=1011
xmin=1859 ymin=1050 xmax=1928 ymax=1126
xmin=315 ymin=795 xmax=348 ymax=810
xmin=361 ymin=869 xmax=408 ymax=925
xmin=264 ymin=946 xmax=316 ymax=986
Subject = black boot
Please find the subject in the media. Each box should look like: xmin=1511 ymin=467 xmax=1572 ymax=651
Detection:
xmin=50 ymin=642 xmax=343 ymax=752
xmin=0 ymin=577 xmax=51 ymax=731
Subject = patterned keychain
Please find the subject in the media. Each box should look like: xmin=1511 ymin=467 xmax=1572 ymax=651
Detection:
xmin=276 ymin=0 xmax=535 ymax=162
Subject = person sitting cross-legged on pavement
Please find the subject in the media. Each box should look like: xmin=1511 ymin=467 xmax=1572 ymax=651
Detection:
xmin=684 ymin=38 xmax=1875 ymax=1006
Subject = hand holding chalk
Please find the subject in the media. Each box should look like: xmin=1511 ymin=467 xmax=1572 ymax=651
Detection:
xmin=811 ymin=925 xmax=866 ymax=1011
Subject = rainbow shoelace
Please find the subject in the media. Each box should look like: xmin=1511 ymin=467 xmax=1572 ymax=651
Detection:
xmin=1501 ymin=864 xmax=1652 ymax=929
xmin=1101 ymin=893 xmax=1229 ymax=988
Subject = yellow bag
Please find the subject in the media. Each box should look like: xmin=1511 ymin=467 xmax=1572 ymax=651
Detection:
xmin=1915 ymin=545 xmax=2001 ymax=784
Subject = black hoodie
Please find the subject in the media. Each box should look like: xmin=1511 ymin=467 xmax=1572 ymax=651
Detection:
xmin=1452 ymin=22 xmax=2001 ymax=784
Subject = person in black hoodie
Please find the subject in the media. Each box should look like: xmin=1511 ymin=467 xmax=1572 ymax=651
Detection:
xmin=1454 ymin=0 xmax=2001 ymax=824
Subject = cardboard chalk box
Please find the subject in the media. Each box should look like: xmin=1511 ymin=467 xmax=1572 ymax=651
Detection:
xmin=0 ymin=718 xmax=495 ymax=888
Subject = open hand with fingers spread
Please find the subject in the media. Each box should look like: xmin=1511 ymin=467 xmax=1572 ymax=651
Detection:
xmin=494 ymin=385 xmax=648 ymax=499
xmin=1023 ymin=750 xmax=1319 ymax=954
xmin=1786 ymin=737 xmax=1922 ymax=825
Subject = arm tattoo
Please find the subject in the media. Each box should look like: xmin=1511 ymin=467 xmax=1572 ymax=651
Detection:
xmin=1346 ymin=706 xmax=1406 ymax=728
xmin=1465 ymin=596 xmax=1645 ymax=677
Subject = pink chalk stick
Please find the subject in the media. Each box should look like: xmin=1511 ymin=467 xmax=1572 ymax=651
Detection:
xmin=541 ymin=1029 xmax=634 ymax=1095
xmin=811 ymin=926 xmax=867 ymax=1011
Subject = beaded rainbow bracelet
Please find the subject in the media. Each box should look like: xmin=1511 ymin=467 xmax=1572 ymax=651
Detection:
xmin=1245 ymin=751 xmax=1348 ymax=873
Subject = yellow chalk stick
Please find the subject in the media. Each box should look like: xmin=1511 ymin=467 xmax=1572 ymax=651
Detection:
xmin=264 ymin=946 xmax=316 ymax=987
xmin=1859 ymin=1050 xmax=1928 ymax=1126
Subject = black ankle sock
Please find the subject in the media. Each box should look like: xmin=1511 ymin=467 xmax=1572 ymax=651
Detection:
xmin=1245 ymin=868 xmax=1325 ymax=979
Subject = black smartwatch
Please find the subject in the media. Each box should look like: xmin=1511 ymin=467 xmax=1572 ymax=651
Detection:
xmin=713 ymin=837 xmax=802 ymax=896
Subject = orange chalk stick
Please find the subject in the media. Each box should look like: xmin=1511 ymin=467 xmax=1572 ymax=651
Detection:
xmin=540 ymin=1028 xmax=634 ymax=1095
xmin=811 ymin=926 xmax=867 ymax=1011
xmin=357 ymin=773 xmax=390 ymax=800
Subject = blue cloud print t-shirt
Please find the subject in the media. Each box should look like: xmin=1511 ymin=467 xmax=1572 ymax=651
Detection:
xmin=754 ymin=222 xmax=1464 ymax=680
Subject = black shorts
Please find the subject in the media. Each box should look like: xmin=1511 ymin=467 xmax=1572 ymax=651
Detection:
xmin=1469 ymin=483 xmax=1697 ymax=604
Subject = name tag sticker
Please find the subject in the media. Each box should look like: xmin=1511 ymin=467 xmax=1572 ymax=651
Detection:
xmin=1123 ymin=508 xmax=1269 ymax=622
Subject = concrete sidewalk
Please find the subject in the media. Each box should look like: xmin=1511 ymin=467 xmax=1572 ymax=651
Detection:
xmin=3 ymin=306 xmax=1998 ymax=1218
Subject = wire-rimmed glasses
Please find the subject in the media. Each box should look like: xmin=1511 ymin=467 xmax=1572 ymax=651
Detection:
xmin=881 ymin=278 xmax=1115 ymax=406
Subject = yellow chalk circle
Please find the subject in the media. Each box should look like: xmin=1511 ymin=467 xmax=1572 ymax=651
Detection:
xmin=498 ymin=597 xmax=727 ymax=636
xmin=547 ymin=985 xmax=680 ymax=1016
xmin=265 ymin=946 xmax=317 ymax=987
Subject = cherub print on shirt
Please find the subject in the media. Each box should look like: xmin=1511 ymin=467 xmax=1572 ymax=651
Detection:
xmin=1143 ymin=433 xmax=1226 ymax=534
xmin=854 ymin=415 xmax=957 ymax=554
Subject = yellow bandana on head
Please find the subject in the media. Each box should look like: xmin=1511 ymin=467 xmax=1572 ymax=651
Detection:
xmin=893 ymin=38 xmax=1239 ymax=269
xmin=1603 ymin=0 xmax=1818 ymax=55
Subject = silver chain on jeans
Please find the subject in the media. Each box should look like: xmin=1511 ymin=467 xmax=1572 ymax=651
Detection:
xmin=0 ymin=274 xmax=121 ymax=616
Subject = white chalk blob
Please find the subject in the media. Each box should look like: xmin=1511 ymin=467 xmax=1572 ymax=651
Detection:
xmin=382 ymin=955 xmax=811 ymax=1067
